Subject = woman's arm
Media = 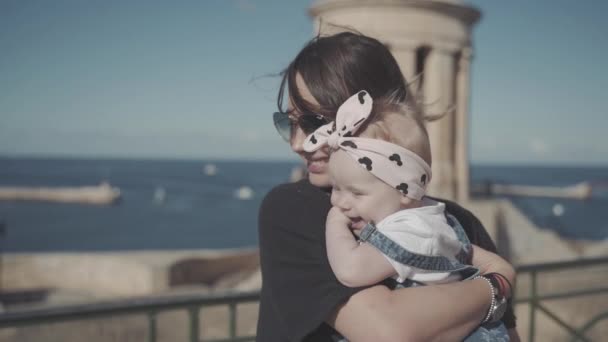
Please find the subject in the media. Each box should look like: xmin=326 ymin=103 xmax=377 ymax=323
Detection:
xmin=328 ymin=278 xmax=494 ymax=342
xmin=471 ymin=244 xmax=515 ymax=297
xmin=326 ymin=206 xmax=396 ymax=287
xmin=471 ymin=245 xmax=521 ymax=339
xmin=327 ymin=247 xmax=517 ymax=342
xmin=330 ymin=206 xmax=518 ymax=341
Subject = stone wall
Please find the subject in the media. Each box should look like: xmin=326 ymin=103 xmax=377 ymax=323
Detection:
xmin=2 ymin=248 xmax=260 ymax=299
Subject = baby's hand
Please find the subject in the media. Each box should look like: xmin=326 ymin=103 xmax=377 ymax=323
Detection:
xmin=326 ymin=206 xmax=350 ymax=228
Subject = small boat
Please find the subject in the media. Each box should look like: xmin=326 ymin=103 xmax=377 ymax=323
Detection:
xmin=235 ymin=186 xmax=254 ymax=200
xmin=203 ymin=164 xmax=218 ymax=176
xmin=153 ymin=187 xmax=166 ymax=204
xmin=552 ymin=203 xmax=565 ymax=216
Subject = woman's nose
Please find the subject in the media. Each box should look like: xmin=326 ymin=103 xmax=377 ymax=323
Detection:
xmin=290 ymin=126 xmax=306 ymax=153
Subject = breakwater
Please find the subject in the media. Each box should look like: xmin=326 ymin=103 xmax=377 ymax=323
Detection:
xmin=0 ymin=183 xmax=121 ymax=205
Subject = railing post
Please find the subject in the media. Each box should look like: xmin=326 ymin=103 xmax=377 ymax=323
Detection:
xmin=188 ymin=306 xmax=200 ymax=342
xmin=229 ymin=302 xmax=237 ymax=338
xmin=529 ymin=270 xmax=537 ymax=342
xmin=148 ymin=311 xmax=157 ymax=342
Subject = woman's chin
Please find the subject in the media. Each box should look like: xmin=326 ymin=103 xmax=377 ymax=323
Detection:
xmin=308 ymin=173 xmax=331 ymax=188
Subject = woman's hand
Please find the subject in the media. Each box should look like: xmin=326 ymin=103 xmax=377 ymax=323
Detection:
xmin=329 ymin=278 xmax=496 ymax=341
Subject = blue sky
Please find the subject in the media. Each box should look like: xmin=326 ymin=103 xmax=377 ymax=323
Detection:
xmin=1 ymin=0 xmax=606 ymax=165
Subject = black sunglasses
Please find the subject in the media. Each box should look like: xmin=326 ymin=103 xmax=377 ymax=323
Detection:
xmin=272 ymin=111 xmax=332 ymax=142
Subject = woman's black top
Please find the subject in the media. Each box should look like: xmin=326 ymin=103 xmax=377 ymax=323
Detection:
xmin=257 ymin=179 xmax=516 ymax=342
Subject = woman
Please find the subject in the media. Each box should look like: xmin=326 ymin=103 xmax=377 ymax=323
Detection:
xmin=257 ymin=31 xmax=518 ymax=342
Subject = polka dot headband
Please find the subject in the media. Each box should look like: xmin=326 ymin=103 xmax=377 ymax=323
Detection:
xmin=303 ymin=91 xmax=432 ymax=200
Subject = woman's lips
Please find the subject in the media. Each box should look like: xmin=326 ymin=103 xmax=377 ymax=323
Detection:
xmin=307 ymin=159 xmax=327 ymax=173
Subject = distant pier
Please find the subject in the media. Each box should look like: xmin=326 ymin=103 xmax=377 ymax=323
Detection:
xmin=0 ymin=182 xmax=121 ymax=205
xmin=472 ymin=181 xmax=593 ymax=200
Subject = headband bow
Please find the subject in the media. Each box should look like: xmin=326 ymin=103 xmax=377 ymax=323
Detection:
xmin=303 ymin=91 xmax=432 ymax=200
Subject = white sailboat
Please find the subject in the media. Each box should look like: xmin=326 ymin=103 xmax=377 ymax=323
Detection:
xmin=235 ymin=186 xmax=254 ymax=200
xmin=203 ymin=163 xmax=218 ymax=176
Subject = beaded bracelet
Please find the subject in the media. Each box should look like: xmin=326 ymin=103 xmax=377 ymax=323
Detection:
xmin=473 ymin=275 xmax=496 ymax=324
xmin=486 ymin=272 xmax=513 ymax=298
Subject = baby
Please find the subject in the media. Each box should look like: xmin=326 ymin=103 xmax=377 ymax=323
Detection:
xmin=303 ymin=91 xmax=510 ymax=341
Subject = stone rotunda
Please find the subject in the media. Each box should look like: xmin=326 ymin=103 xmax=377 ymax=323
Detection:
xmin=309 ymin=0 xmax=481 ymax=201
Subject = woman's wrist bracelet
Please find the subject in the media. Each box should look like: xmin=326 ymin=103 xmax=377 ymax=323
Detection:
xmin=473 ymin=275 xmax=496 ymax=324
xmin=486 ymin=272 xmax=513 ymax=298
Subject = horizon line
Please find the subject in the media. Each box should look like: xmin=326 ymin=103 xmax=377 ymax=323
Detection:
xmin=1 ymin=153 xmax=607 ymax=168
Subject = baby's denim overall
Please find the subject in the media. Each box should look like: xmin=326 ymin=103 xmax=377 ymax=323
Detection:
xmin=332 ymin=214 xmax=510 ymax=342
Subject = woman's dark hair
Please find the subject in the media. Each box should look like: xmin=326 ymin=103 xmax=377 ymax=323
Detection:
xmin=278 ymin=31 xmax=409 ymax=118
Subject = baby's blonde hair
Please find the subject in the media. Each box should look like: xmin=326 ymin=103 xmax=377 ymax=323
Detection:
xmin=358 ymin=98 xmax=432 ymax=166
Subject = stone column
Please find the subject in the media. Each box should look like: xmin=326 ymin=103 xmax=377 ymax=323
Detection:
xmin=455 ymin=47 xmax=473 ymax=202
xmin=391 ymin=47 xmax=417 ymax=85
xmin=423 ymin=47 xmax=456 ymax=200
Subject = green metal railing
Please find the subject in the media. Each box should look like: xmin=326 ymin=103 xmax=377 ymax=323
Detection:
xmin=1 ymin=256 xmax=607 ymax=342
xmin=514 ymin=256 xmax=608 ymax=342
xmin=0 ymin=290 xmax=260 ymax=342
